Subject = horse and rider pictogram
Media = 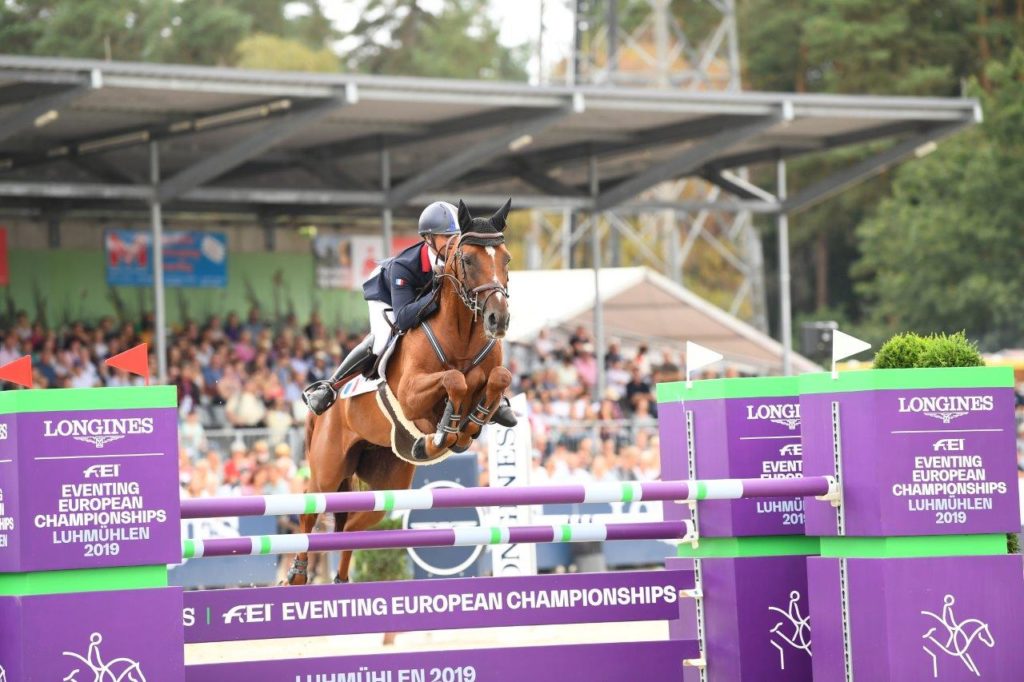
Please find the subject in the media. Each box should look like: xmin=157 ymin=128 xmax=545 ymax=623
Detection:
xmin=922 ymin=594 xmax=995 ymax=678
xmin=62 ymin=632 xmax=145 ymax=682
xmin=769 ymin=590 xmax=812 ymax=669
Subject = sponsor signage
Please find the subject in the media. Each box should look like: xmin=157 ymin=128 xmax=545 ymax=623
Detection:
xmin=659 ymin=376 xmax=806 ymax=537
xmin=0 ymin=588 xmax=185 ymax=681
xmin=809 ymin=555 xmax=1024 ymax=680
xmin=0 ymin=388 xmax=182 ymax=573
xmin=105 ymin=229 xmax=227 ymax=288
xmin=486 ymin=393 xmax=537 ymax=577
xmin=315 ymin=234 xmax=424 ymax=290
xmin=183 ymin=570 xmax=690 ymax=643
xmin=800 ymin=368 xmax=1020 ymax=536
xmin=405 ymin=455 xmax=481 ymax=578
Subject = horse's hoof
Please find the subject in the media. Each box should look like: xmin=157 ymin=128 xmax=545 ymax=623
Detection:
xmin=450 ymin=442 xmax=469 ymax=454
xmin=412 ymin=437 xmax=430 ymax=461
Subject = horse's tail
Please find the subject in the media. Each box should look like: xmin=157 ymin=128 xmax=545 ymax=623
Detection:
xmin=304 ymin=410 xmax=316 ymax=462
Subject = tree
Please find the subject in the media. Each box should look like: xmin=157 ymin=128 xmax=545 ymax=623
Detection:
xmin=235 ymin=33 xmax=339 ymax=72
xmin=852 ymin=52 xmax=1024 ymax=348
xmin=342 ymin=0 xmax=529 ymax=80
xmin=0 ymin=0 xmax=336 ymax=66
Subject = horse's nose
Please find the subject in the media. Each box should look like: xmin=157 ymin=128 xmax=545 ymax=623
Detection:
xmin=485 ymin=310 xmax=509 ymax=337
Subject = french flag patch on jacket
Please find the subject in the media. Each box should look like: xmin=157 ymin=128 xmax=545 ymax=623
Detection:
xmin=395 ymin=277 xmax=407 ymax=287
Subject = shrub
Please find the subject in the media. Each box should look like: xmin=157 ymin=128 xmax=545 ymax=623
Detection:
xmin=349 ymin=515 xmax=413 ymax=583
xmin=916 ymin=331 xmax=984 ymax=368
xmin=872 ymin=332 xmax=928 ymax=369
xmin=873 ymin=331 xmax=983 ymax=369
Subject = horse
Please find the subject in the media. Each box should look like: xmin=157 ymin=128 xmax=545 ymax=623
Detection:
xmin=286 ymin=200 xmax=513 ymax=585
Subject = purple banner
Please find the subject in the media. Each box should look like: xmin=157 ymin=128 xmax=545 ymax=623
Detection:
xmin=0 ymin=587 xmax=185 ymax=682
xmin=184 ymin=569 xmax=694 ymax=643
xmin=659 ymin=401 xmax=690 ymax=526
xmin=186 ymin=639 xmax=700 ymax=682
xmin=0 ymin=413 xmax=18 ymax=570
xmin=802 ymin=387 xmax=1019 ymax=536
xmin=684 ymin=396 xmax=805 ymax=537
xmin=0 ymin=407 xmax=182 ymax=572
xmin=668 ymin=555 xmax=812 ymax=681
xmin=809 ymin=554 xmax=1024 ymax=680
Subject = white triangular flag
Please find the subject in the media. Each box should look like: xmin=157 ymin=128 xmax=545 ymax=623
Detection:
xmin=686 ymin=341 xmax=724 ymax=387
xmin=832 ymin=330 xmax=871 ymax=379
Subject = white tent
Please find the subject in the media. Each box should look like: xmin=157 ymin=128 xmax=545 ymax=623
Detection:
xmin=506 ymin=267 xmax=820 ymax=375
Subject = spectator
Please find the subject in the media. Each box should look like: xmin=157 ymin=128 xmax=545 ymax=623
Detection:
xmin=226 ymin=380 xmax=267 ymax=427
xmin=274 ymin=442 xmax=297 ymax=478
xmin=573 ymin=344 xmax=598 ymax=389
xmin=180 ymin=411 xmax=207 ymax=457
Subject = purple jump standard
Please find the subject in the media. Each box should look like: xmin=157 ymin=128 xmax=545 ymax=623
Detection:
xmin=180 ymin=476 xmax=836 ymax=519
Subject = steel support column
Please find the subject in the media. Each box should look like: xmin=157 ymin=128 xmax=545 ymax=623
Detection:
xmin=776 ymin=158 xmax=792 ymax=375
xmin=149 ymin=141 xmax=168 ymax=384
xmin=381 ymin=146 xmax=393 ymax=258
xmin=590 ymin=155 xmax=606 ymax=399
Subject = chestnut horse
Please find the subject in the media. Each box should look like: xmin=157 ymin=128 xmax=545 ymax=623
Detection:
xmin=286 ymin=200 xmax=513 ymax=585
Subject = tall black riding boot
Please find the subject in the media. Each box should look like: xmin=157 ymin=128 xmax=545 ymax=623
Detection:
xmin=302 ymin=335 xmax=376 ymax=415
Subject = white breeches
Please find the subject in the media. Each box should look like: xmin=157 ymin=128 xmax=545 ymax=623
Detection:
xmin=367 ymin=300 xmax=393 ymax=355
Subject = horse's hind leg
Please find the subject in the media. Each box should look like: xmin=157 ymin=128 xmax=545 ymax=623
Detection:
xmin=286 ymin=510 xmax=318 ymax=586
xmin=335 ymin=451 xmax=416 ymax=584
xmin=330 ymin=478 xmax=353 ymax=583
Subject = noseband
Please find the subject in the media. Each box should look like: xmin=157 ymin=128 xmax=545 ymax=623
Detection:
xmin=437 ymin=232 xmax=509 ymax=322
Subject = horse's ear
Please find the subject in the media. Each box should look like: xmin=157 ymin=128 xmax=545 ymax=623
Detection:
xmin=490 ymin=198 xmax=512 ymax=231
xmin=457 ymin=200 xmax=473 ymax=231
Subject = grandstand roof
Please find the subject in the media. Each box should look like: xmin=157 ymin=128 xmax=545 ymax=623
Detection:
xmin=0 ymin=55 xmax=981 ymax=218
xmin=506 ymin=267 xmax=819 ymax=374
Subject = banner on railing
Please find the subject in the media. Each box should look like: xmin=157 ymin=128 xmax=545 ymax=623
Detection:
xmin=105 ymin=229 xmax=227 ymax=288
xmin=486 ymin=394 xmax=538 ymax=577
xmin=314 ymin=234 xmax=419 ymax=290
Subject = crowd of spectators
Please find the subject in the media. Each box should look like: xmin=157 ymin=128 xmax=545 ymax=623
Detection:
xmin=4 ymin=308 xmax=745 ymax=495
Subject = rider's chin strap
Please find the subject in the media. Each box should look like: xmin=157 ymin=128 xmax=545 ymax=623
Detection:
xmin=435 ymin=235 xmax=458 ymax=268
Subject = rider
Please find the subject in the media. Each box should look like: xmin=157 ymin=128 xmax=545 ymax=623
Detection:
xmin=303 ymin=201 xmax=517 ymax=428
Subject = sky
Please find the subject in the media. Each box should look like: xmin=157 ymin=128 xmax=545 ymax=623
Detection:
xmin=319 ymin=0 xmax=575 ymax=82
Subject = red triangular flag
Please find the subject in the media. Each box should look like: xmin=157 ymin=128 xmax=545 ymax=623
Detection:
xmin=0 ymin=355 xmax=32 ymax=388
xmin=105 ymin=343 xmax=150 ymax=386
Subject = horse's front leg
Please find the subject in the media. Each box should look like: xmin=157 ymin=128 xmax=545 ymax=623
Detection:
xmin=399 ymin=368 xmax=468 ymax=459
xmin=453 ymin=365 xmax=512 ymax=450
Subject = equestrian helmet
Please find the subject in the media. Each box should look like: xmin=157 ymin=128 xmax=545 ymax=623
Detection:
xmin=417 ymin=201 xmax=459 ymax=236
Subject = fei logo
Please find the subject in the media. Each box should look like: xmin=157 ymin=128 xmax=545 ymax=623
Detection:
xmin=62 ymin=632 xmax=146 ymax=682
xmin=779 ymin=443 xmax=802 ymax=458
xmin=43 ymin=417 xmax=154 ymax=449
xmin=898 ymin=395 xmax=994 ymax=425
xmin=747 ymin=403 xmax=801 ymax=431
xmin=932 ymin=438 xmax=965 ymax=452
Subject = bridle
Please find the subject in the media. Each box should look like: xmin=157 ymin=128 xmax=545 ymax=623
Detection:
xmin=417 ymin=231 xmax=509 ymax=374
xmin=434 ymin=232 xmax=509 ymax=322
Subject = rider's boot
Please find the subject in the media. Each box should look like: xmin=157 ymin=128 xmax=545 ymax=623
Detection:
xmin=302 ymin=335 xmax=376 ymax=415
xmin=491 ymin=396 xmax=518 ymax=428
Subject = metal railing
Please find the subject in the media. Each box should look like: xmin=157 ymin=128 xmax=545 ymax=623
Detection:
xmin=184 ymin=417 xmax=662 ymax=463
